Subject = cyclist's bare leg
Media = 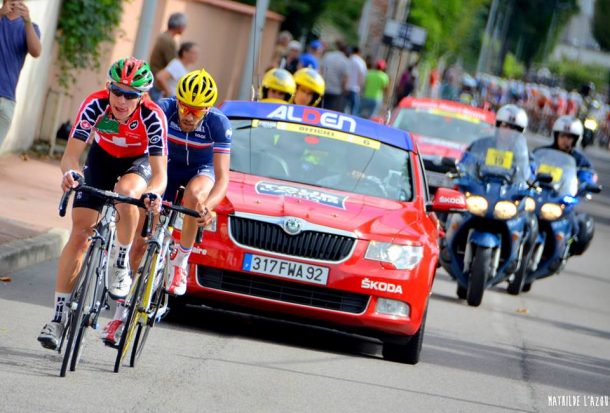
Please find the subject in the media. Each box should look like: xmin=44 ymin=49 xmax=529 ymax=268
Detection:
xmin=113 ymin=173 xmax=148 ymax=250
xmin=55 ymin=207 xmax=99 ymax=293
xmin=180 ymin=175 xmax=214 ymax=249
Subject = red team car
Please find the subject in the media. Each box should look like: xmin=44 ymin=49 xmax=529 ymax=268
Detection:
xmin=390 ymin=97 xmax=496 ymax=192
xmin=176 ymin=101 xmax=466 ymax=364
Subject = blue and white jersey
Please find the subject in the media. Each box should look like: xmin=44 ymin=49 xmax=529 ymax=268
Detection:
xmin=157 ymin=97 xmax=232 ymax=167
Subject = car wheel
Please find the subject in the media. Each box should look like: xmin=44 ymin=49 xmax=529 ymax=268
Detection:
xmin=382 ymin=310 xmax=427 ymax=365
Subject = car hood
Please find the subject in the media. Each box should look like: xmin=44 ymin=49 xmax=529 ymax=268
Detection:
xmin=412 ymin=133 xmax=466 ymax=160
xmin=224 ymin=173 xmax=423 ymax=242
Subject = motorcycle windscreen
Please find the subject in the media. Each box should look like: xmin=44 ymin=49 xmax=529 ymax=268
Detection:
xmin=534 ymin=148 xmax=578 ymax=197
xmin=461 ymin=130 xmax=531 ymax=185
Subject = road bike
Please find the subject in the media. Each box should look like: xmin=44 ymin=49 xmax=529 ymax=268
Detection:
xmin=114 ymin=187 xmax=202 ymax=372
xmin=56 ymin=177 xmax=145 ymax=377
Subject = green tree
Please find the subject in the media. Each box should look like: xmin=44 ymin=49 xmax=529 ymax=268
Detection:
xmin=593 ymin=0 xmax=610 ymax=51
xmin=56 ymin=0 xmax=124 ymax=89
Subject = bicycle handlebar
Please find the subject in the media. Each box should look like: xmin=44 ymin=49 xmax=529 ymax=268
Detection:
xmin=58 ymin=182 xmax=146 ymax=217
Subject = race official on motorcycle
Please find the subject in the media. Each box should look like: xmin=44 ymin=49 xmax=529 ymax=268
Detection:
xmin=259 ymin=68 xmax=296 ymax=103
xmin=535 ymin=116 xmax=599 ymax=255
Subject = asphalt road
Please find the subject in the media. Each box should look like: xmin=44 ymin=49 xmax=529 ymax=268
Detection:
xmin=1 ymin=140 xmax=609 ymax=413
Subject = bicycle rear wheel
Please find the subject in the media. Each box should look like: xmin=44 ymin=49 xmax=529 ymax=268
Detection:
xmin=59 ymin=244 xmax=95 ymax=377
xmin=130 ymin=249 xmax=167 ymax=367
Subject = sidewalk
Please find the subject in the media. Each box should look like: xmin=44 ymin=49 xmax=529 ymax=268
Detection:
xmin=0 ymin=153 xmax=70 ymax=277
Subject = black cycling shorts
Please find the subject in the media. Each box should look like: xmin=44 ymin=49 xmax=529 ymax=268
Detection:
xmin=73 ymin=142 xmax=152 ymax=212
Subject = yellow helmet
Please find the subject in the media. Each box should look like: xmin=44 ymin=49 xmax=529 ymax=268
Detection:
xmin=260 ymin=68 xmax=296 ymax=103
xmin=176 ymin=68 xmax=218 ymax=107
xmin=292 ymin=68 xmax=325 ymax=107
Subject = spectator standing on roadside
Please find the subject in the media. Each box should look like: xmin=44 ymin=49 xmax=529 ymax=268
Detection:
xmin=148 ymin=12 xmax=187 ymax=101
xmin=359 ymin=59 xmax=389 ymax=119
xmin=154 ymin=42 xmax=199 ymax=98
xmin=320 ymin=40 xmax=349 ymax=112
xmin=298 ymin=39 xmax=323 ymax=71
xmin=344 ymin=46 xmax=367 ymax=115
xmin=395 ymin=63 xmax=417 ymax=106
xmin=269 ymin=30 xmax=293 ymax=70
xmin=0 ymin=0 xmax=41 ymax=147
xmin=281 ymin=40 xmax=301 ymax=74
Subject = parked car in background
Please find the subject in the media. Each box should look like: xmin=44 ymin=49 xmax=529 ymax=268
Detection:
xmin=174 ymin=101 xmax=466 ymax=364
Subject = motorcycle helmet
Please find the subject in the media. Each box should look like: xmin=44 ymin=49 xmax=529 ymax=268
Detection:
xmin=260 ymin=68 xmax=296 ymax=103
xmin=292 ymin=68 xmax=325 ymax=107
xmin=552 ymin=115 xmax=583 ymax=148
xmin=495 ymin=104 xmax=528 ymax=133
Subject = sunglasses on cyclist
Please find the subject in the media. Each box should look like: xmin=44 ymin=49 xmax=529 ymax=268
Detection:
xmin=109 ymin=84 xmax=142 ymax=100
xmin=177 ymin=102 xmax=208 ymax=118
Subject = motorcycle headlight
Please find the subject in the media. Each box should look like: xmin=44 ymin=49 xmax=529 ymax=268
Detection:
xmin=540 ymin=203 xmax=563 ymax=220
xmin=584 ymin=118 xmax=598 ymax=131
xmin=493 ymin=201 xmax=518 ymax=219
xmin=365 ymin=241 xmax=423 ymax=270
xmin=466 ymin=195 xmax=488 ymax=216
xmin=523 ymin=197 xmax=536 ymax=212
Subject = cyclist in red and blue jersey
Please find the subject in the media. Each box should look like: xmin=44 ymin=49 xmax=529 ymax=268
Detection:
xmin=38 ymin=57 xmax=168 ymax=350
xmin=101 ymin=68 xmax=231 ymax=345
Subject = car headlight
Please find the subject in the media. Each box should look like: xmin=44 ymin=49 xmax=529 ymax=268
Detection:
xmin=365 ymin=241 xmax=423 ymax=270
xmin=540 ymin=203 xmax=563 ymax=220
xmin=493 ymin=200 xmax=518 ymax=219
xmin=584 ymin=118 xmax=598 ymax=131
xmin=523 ymin=197 xmax=536 ymax=212
xmin=466 ymin=195 xmax=488 ymax=216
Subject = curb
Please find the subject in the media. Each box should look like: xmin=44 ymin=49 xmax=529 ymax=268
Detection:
xmin=0 ymin=228 xmax=69 ymax=276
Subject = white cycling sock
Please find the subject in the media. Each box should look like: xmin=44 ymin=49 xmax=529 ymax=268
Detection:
xmin=114 ymin=242 xmax=131 ymax=269
xmin=112 ymin=299 xmax=128 ymax=321
xmin=171 ymin=244 xmax=192 ymax=269
xmin=52 ymin=292 xmax=70 ymax=323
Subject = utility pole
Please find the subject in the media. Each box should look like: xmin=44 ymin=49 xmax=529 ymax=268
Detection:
xmin=238 ymin=0 xmax=269 ymax=100
xmin=132 ymin=0 xmax=159 ymax=59
xmin=476 ymin=0 xmax=499 ymax=75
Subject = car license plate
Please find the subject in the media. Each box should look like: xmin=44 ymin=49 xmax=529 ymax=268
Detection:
xmin=426 ymin=171 xmax=453 ymax=188
xmin=242 ymin=254 xmax=329 ymax=285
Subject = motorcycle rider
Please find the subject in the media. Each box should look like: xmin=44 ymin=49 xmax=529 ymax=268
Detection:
xmin=534 ymin=116 xmax=599 ymax=255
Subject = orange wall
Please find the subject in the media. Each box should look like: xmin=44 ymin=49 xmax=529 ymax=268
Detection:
xmin=47 ymin=0 xmax=282 ymax=128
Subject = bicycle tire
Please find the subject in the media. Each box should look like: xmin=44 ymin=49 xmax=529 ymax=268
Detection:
xmin=59 ymin=244 xmax=95 ymax=377
xmin=130 ymin=247 xmax=168 ymax=367
xmin=70 ymin=237 xmax=106 ymax=371
xmin=114 ymin=260 xmax=149 ymax=372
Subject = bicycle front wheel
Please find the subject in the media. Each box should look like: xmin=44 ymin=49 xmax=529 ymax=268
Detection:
xmin=114 ymin=246 xmax=157 ymax=372
xmin=59 ymin=242 xmax=97 ymax=377
xmin=130 ymin=247 xmax=168 ymax=367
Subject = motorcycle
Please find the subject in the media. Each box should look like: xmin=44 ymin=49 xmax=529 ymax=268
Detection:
xmin=581 ymin=116 xmax=598 ymax=148
xmin=440 ymin=130 xmax=537 ymax=306
xmin=525 ymin=149 xmax=602 ymax=291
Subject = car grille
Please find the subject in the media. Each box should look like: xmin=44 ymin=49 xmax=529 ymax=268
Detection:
xmin=230 ymin=216 xmax=355 ymax=261
xmin=197 ymin=266 xmax=369 ymax=314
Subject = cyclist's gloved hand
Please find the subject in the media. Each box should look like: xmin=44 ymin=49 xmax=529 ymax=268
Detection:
xmin=142 ymin=192 xmax=161 ymax=214
xmin=62 ymin=169 xmax=83 ymax=192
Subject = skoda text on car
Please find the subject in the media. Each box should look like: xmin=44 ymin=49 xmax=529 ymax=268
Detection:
xmin=178 ymin=101 xmax=466 ymax=364
xmin=390 ymin=97 xmax=495 ymax=192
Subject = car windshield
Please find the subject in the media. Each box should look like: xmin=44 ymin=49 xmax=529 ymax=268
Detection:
xmin=229 ymin=119 xmax=413 ymax=201
xmin=461 ymin=129 xmax=531 ymax=185
xmin=392 ymin=107 xmax=494 ymax=144
xmin=534 ymin=148 xmax=578 ymax=196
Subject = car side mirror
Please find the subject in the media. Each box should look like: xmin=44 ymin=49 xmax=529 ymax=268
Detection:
xmin=441 ymin=156 xmax=457 ymax=169
xmin=535 ymin=172 xmax=553 ymax=184
xmin=427 ymin=187 xmax=467 ymax=213
xmin=585 ymin=182 xmax=602 ymax=194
